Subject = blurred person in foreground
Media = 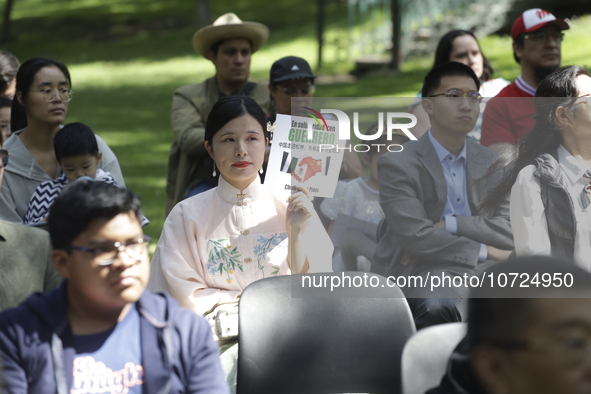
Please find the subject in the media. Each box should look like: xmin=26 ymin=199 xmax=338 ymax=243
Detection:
xmin=0 ymin=181 xmax=228 ymax=393
xmin=428 ymin=255 xmax=591 ymax=394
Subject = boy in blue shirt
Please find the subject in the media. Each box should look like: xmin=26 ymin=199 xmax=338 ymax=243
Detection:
xmin=0 ymin=181 xmax=229 ymax=393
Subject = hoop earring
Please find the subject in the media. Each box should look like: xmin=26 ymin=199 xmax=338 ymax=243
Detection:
xmin=212 ymin=162 xmax=217 ymax=177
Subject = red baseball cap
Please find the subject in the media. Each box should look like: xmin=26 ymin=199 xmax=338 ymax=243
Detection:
xmin=511 ymin=8 xmax=569 ymax=40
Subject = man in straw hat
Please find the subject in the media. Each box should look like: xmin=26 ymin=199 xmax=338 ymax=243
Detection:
xmin=165 ymin=13 xmax=272 ymax=214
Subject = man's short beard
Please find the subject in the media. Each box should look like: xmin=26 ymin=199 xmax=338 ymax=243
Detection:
xmin=534 ymin=65 xmax=560 ymax=85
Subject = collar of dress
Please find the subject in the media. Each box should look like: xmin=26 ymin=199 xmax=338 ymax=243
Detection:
xmin=216 ymin=176 xmax=266 ymax=204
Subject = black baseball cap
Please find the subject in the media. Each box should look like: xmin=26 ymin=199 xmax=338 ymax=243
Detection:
xmin=270 ymin=56 xmax=316 ymax=84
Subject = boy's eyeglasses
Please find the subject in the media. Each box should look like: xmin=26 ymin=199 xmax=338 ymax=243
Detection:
xmin=68 ymin=235 xmax=151 ymax=266
xmin=0 ymin=149 xmax=8 ymax=167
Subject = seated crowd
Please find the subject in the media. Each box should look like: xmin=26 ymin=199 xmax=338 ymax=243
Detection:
xmin=0 ymin=7 xmax=590 ymax=394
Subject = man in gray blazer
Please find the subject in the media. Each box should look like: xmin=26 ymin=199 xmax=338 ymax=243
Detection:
xmin=0 ymin=146 xmax=61 ymax=310
xmin=372 ymin=62 xmax=514 ymax=329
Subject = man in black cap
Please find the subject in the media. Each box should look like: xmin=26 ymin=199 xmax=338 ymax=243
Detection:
xmin=265 ymin=56 xmax=366 ymax=179
xmin=267 ymin=56 xmax=317 ymax=124
xmin=165 ymin=13 xmax=273 ymax=214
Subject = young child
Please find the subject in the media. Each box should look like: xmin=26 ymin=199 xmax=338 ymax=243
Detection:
xmin=320 ymin=124 xmax=410 ymax=271
xmin=0 ymin=181 xmax=228 ymax=393
xmin=25 ymin=122 xmax=117 ymax=224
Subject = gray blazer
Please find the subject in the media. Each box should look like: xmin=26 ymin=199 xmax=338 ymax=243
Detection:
xmin=372 ymin=134 xmax=513 ymax=276
xmin=0 ymin=220 xmax=62 ymax=310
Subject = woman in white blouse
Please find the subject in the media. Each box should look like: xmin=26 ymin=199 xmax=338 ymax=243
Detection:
xmin=482 ymin=65 xmax=591 ymax=270
xmin=150 ymin=96 xmax=332 ymax=317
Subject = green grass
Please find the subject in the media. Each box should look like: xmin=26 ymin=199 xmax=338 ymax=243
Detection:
xmin=3 ymin=1 xmax=591 ymax=240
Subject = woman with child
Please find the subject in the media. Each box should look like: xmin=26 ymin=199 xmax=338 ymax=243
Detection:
xmin=24 ymin=122 xmax=118 ymax=224
xmin=0 ymin=57 xmax=124 ymax=223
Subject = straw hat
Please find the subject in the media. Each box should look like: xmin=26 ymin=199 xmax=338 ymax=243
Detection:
xmin=192 ymin=13 xmax=269 ymax=57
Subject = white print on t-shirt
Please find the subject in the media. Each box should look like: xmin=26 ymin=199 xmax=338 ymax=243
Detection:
xmin=71 ymin=356 xmax=144 ymax=394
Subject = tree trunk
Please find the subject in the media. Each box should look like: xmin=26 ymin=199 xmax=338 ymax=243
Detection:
xmin=389 ymin=0 xmax=400 ymax=71
xmin=197 ymin=0 xmax=212 ymax=28
xmin=317 ymin=0 xmax=325 ymax=69
xmin=1 ymin=0 xmax=15 ymax=43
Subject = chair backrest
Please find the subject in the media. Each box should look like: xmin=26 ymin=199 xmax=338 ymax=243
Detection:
xmin=237 ymin=272 xmax=416 ymax=394
xmin=401 ymin=322 xmax=467 ymax=394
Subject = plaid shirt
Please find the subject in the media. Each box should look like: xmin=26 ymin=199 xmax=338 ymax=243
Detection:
xmin=24 ymin=170 xmax=117 ymax=224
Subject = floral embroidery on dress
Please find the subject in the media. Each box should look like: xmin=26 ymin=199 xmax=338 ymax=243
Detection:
xmin=207 ymin=239 xmax=243 ymax=284
xmin=254 ymin=233 xmax=287 ymax=277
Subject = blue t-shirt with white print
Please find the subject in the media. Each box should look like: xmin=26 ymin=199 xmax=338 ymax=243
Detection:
xmin=70 ymin=304 xmax=143 ymax=394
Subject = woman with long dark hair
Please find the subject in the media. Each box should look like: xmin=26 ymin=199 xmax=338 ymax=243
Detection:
xmin=150 ymin=95 xmax=332 ymax=319
xmin=410 ymin=30 xmax=509 ymax=140
xmin=482 ymin=65 xmax=591 ymax=269
xmin=0 ymin=57 xmax=124 ymax=223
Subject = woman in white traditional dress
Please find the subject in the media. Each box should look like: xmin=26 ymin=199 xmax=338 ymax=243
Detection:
xmin=150 ymin=95 xmax=332 ymax=318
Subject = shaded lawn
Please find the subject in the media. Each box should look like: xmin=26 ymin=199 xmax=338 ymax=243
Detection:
xmin=3 ymin=0 xmax=591 ymax=240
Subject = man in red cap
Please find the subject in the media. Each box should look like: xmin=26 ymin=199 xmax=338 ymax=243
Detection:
xmin=165 ymin=13 xmax=273 ymax=215
xmin=480 ymin=9 xmax=569 ymax=152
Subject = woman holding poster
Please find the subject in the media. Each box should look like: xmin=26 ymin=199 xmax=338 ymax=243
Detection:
xmin=150 ymin=96 xmax=332 ymax=322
